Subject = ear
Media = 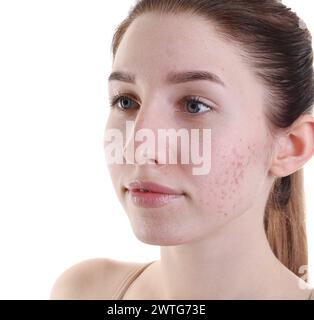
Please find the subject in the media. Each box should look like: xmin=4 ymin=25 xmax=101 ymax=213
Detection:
xmin=268 ymin=114 xmax=314 ymax=177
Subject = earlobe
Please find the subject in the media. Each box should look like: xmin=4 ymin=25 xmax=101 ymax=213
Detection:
xmin=268 ymin=114 xmax=314 ymax=178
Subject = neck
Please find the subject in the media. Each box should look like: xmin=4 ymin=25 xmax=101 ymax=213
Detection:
xmin=156 ymin=209 xmax=299 ymax=299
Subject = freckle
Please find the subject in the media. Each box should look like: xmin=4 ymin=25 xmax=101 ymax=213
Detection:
xmin=224 ymin=212 xmax=228 ymax=217
xmin=235 ymin=178 xmax=239 ymax=184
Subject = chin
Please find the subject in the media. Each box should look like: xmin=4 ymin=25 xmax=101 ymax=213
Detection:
xmin=131 ymin=224 xmax=194 ymax=246
xmin=135 ymin=236 xmax=188 ymax=246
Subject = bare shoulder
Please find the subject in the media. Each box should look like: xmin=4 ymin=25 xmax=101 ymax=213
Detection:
xmin=50 ymin=258 xmax=146 ymax=300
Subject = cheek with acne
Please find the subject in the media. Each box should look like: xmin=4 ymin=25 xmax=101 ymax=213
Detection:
xmin=197 ymin=142 xmax=258 ymax=218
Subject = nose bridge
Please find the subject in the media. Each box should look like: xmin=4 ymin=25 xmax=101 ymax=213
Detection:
xmin=135 ymin=93 xmax=165 ymax=131
xmin=123 ymin=95 xmax=171 ymax=165
xmin=130 ymin=98 xmax=160 ymax=155
xmin=134 ymin=103 xmax=155 ymax=133
xmin=133 ymin=93 xmax=168 ymax=140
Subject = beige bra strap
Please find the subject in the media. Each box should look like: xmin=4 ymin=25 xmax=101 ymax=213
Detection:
xmin=112 ymin=261 xmax=155 ymax=300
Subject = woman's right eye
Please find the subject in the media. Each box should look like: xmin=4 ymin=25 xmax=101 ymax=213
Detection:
xmin=109 ymin=94 xmax=138 ymax=111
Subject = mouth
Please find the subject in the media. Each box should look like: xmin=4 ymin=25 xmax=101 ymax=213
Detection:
xmin=126 ymin=180 xmax=183 ymax=195
xmin=124 ymin=180 xmax=184 ymax=208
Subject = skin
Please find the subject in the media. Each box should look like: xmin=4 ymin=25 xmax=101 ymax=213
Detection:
xmin=105 ymin=12 xmax=314 ymax=299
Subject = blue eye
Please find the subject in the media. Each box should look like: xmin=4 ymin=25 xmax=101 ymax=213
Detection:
xmin=109 ymin=94 xmax=137 ymax=111
xmin=184 ymin=97 xmax=213 ymax=114
xmin=109 ymin=93 xmax=214 ymax=114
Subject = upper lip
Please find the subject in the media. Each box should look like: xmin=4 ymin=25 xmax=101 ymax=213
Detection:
xmin=125 ymin=180 xmax=184 ymax=195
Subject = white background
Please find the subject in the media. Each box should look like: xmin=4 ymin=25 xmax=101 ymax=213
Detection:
xmin=0 ymin=0 xmax=313 ymax=299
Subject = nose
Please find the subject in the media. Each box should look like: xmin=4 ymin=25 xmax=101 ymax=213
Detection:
xmin=123 ymin=99 xmax=173 ymax=166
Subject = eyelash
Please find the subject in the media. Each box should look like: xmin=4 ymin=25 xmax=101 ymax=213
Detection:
xmin=109 ymin=92 xmax=214 ymax=115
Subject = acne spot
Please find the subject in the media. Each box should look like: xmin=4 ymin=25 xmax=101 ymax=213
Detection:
xmin=216 ymin=144 xmax=255 ymax=217
xmin=248 ymin=143 xmax=257 ymax=156
xmin=228 ymin=147 xmax=250 ymax=188
xmin=236 ymin=161 xmax=242 ymax=169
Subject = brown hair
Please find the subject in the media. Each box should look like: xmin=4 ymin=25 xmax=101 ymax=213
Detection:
xmin=110 ymin=0 xmax=314 ymax=279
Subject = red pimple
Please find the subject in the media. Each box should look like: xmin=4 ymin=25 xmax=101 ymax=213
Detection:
xmin=236 ymin=161 xmax=242 ymax=169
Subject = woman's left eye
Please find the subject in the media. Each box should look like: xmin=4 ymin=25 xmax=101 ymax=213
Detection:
xmin=182 ymin=97 xmax=213 ymax=114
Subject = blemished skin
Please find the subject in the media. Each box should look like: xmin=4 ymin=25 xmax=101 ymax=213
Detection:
xmin=105 ymin=12 xmax=314 ymax=299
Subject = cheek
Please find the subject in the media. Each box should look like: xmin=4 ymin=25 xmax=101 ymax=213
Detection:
xmin=194 ymin=140 xmax=261 ymax=218
xmin=106 ymin=164 xmax=123 ymax=204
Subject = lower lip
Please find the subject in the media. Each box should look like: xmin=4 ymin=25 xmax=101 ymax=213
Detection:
xmin=126 ymin=189 xmax=183 ymax=208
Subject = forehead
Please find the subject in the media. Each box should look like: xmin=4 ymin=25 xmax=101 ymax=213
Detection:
xmin=111 ymin=12 xmax=266 ymax=113
xmin=113 ymin=13 xmax=247 ymax=85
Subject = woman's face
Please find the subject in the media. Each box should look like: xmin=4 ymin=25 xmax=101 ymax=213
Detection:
xmin=105 ymin=13 xmax=274 ymax=245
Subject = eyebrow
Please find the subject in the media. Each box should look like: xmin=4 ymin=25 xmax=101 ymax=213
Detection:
xmin=108 ymin=70 xmax=226 ymax=87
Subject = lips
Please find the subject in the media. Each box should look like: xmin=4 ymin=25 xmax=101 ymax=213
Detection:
xmin=124 ymin=180 xmax=184 ymax=208
xmin=125 ymin=180 xmax=183 ymax=195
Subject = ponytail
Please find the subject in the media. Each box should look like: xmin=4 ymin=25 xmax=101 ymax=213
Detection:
xmin=264 ymin=169 xmax=308 ymax=279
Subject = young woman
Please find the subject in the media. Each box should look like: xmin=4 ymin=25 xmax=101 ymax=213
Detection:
xmin=51 ymin=0 xmax=314 ymax=299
